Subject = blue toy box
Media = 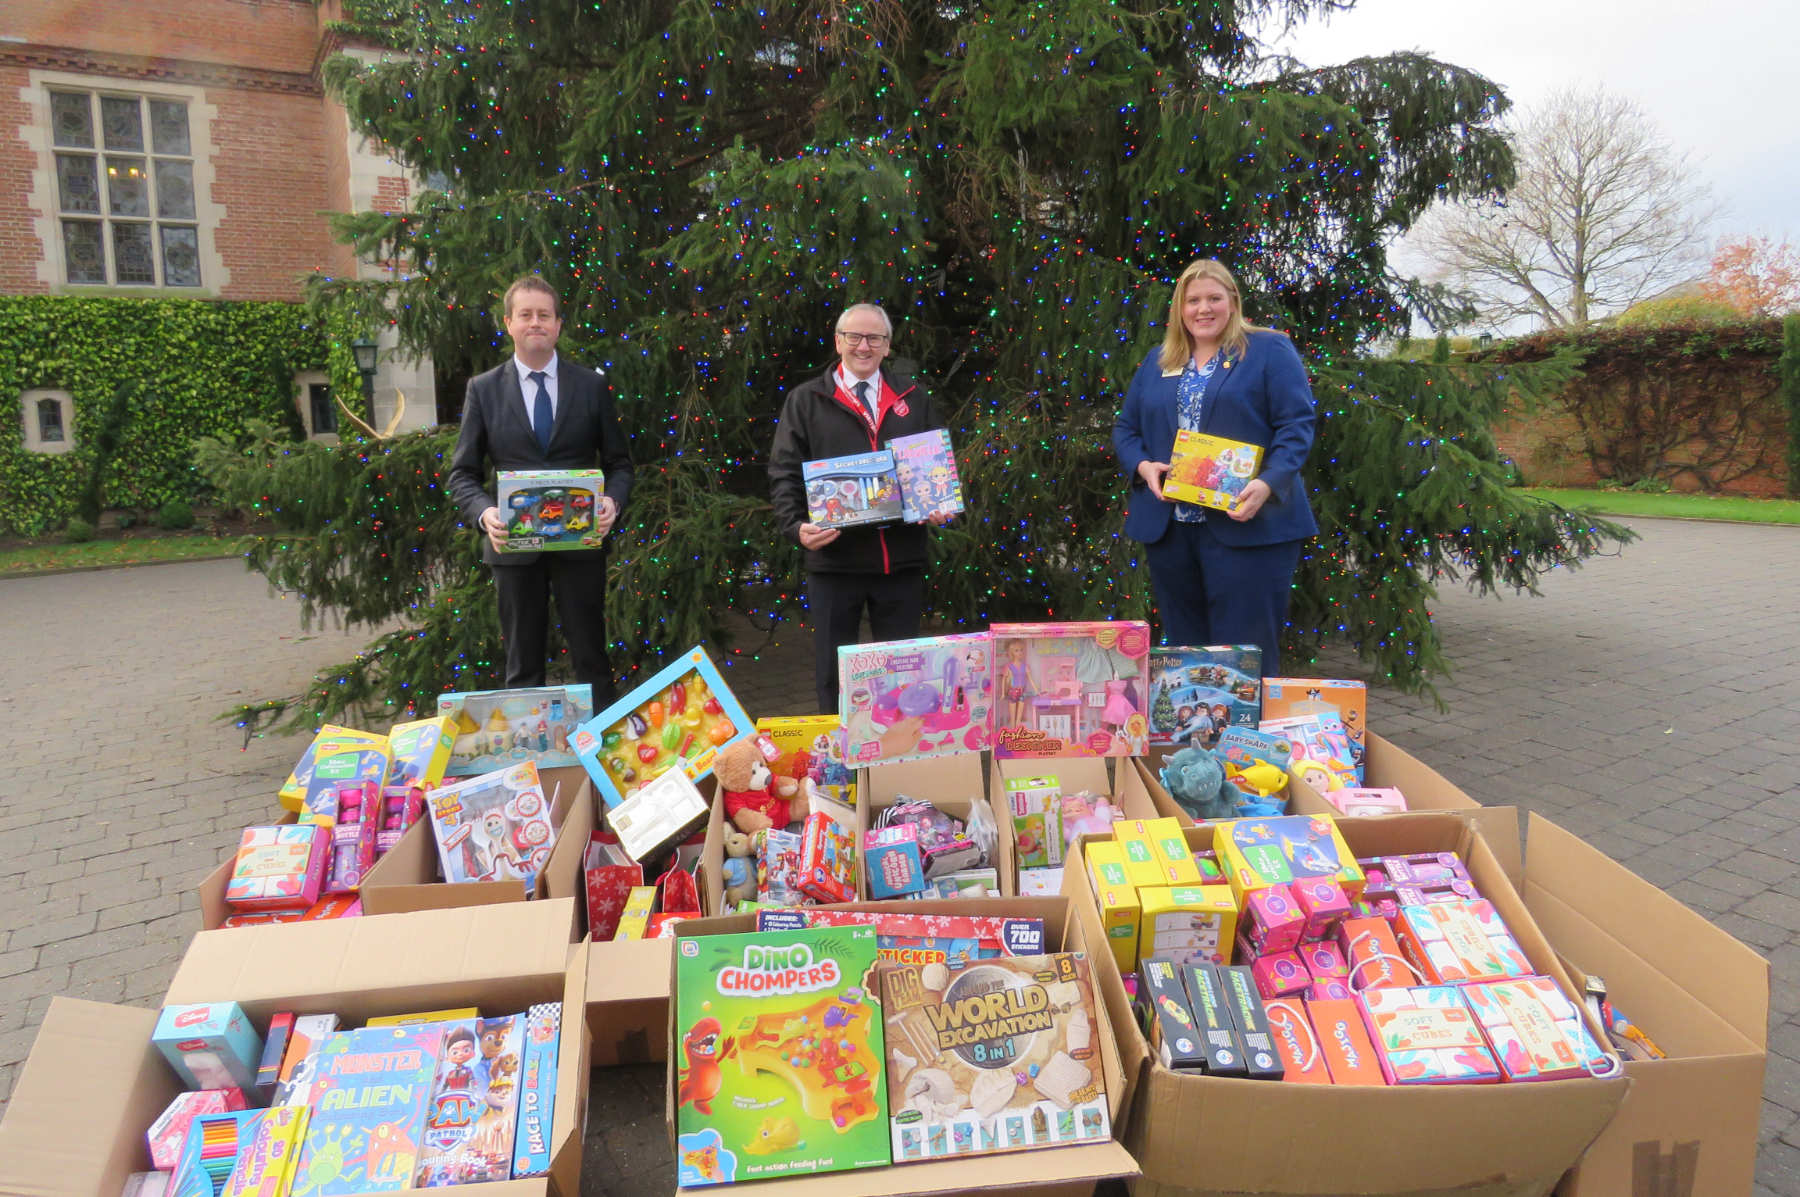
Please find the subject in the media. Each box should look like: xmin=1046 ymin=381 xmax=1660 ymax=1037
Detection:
xmin=803 ymin=449 xmax=903 ymax=529
xmin=152 ymin=1001 xmax=263 ymax=1093
xmin=496 ymin=468 xmax=608 ymax=552
xmin=1147 ymin=645 xmax=1262 ymax=747
xmin=435 ymin=684 xmax=593 ymax=779
xmin=571 ymin=646 xmax=754 ymax=809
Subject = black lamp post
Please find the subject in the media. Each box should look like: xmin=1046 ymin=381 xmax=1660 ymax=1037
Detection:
xmin=350 ymin=336 xmax=379 ymax=412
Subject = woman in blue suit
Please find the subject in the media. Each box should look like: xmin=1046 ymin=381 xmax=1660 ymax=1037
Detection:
xmin=1113 ymin=259 xmax=1318 ymax=672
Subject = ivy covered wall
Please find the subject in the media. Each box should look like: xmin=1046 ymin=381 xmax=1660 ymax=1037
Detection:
xmin=0 ymin=296 xmax=332 ymax=534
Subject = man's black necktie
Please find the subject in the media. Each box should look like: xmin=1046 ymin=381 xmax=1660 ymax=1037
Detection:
xmin=854 ymin=379 xmax=874 ymax=424
xmin=529 ymin=370 xmax=552 ymax=451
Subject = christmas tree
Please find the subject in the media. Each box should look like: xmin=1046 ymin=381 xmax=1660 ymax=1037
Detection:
xmin=210 ymin=0 xmax=1632 ymax=730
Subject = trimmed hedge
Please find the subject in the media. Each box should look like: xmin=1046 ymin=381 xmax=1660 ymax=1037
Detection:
xmin=0 ymin=296 xmax=330 ymax=534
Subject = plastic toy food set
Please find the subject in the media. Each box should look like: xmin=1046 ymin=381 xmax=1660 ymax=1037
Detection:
xmin=882 ymin=952 xmax=1110 ymax=1161
xmin=990 ymin=622 xmax=1151 ymax=758
xmin=572 ymin=647 xmax=754 ymax=809
xmin=436 ymin=683 xmax=592 ymax=779
xmin=838 ymin=632 xmax=993 ymax=767
xmin=495 ymin=468 xmax=608 ymax=552
xmin=674 ymin=926 xmax=889 ymax=1185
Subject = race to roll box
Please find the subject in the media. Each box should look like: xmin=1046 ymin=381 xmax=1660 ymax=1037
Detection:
xmin=674 ymin=926 xmax=889 ymax=1185
xmin=882 ymin=952 xmax=1110 ymax=1161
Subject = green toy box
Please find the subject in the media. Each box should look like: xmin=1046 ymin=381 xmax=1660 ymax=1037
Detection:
xmin=673 ymin=925 xmax=889 ymax=1185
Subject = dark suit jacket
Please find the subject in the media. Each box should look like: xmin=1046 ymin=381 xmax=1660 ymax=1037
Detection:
xmin=1113 ymin=328 xmax=1318 ymax=548
xmin=447 ymin=355 xmax=635 ymax=567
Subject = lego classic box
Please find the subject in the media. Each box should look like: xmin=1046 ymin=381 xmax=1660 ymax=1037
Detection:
xmin=0 ymin=901 xmax=589 ymax=1197
xmin=663 ymin=896 xmax=1138 ymax=1197
xmin=1064 ymin=810 xmax=1628 ymax=1197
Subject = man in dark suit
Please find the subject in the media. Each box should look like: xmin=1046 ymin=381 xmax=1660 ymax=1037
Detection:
xmin=448 ymin=275 xmax=634 ymax=703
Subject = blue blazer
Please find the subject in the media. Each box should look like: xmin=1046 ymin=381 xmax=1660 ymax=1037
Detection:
xmin=1113 ymin=328 xmax=1319 ymax=548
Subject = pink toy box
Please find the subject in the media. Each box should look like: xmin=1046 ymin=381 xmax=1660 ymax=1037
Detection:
xmin=1241 ymin=883 xmax=1306 ymax=955
xmin=1462 ymin=975 xmax=1615 ymax=1082
xmin=838 ymin=632 xmax=994 ymax=766
xmin=990 ymin=621 xmax=1151 ymax=758
xmin=224 ymin=825 xmax=327 ymax=911
xmin=1358 ymin=984 xmax=1503 ymax=1085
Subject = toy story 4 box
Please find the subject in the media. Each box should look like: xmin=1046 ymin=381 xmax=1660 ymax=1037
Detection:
xmin=674 ymin=925 xmax=889 ymax=1185
xmin=990 ymin=622 xmax=1151 ymax=758
xmin=496 ymin=469 xmax=608 ymax=552
xmin=574 ymin=646 xmax=753 ymax=810
xmin=436 ymin=684 xmax=593 ymax=779
xmin=838 ymin=633 xmax=994 ymax=769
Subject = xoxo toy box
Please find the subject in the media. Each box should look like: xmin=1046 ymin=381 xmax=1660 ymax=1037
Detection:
xmin=839 ymin=633 xmax=994 ymax=768
xmin=990 ymin=622 xmax=1151 ymax=758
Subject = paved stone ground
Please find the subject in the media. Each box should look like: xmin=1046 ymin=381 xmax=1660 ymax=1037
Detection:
xmin=1 ymin=520 xmax=1796 ymax=1193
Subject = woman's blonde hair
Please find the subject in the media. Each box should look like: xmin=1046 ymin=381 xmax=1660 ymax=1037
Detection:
xmin=1158 ymin=259 xmax=1256 ymax=372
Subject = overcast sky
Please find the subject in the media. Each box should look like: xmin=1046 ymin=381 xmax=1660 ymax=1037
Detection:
xmin=1277 ymin=0 xmax=1797 ymax=254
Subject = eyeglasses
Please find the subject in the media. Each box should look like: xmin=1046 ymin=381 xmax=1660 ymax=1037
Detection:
xmin=836 ymin=331 xmax=889 ymax=346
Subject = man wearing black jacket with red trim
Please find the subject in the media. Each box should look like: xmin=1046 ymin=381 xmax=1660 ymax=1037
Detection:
xmin=769 ymin=303 xmax=954 ymax=713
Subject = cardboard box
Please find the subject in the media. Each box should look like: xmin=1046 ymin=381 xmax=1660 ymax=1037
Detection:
xmin=664 ymin=896 xmax=1139 ymax=1196
xmin=991 ymin=755 xmax=1165 ymax=897
xmin=354 ymin=765 xmax=593 ymax=931
xmin=859 ymin=752 xmax=1010 ymax=898
xmin=1064 ymin=810 xmax=1629 ymax=1197
xmin=0 ymin=902 xmax=588 ymax=1197
xmin=1503 ymin=814 xmax=1768 ymax=1197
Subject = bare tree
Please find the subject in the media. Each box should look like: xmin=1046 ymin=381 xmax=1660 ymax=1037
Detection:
xmin=1414 ymin=86 xmax=1715 ymax=330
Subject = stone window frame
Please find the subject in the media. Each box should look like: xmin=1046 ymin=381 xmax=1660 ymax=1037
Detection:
xmin=21 ymin=388 xmax=76 ymax=455
xmin=22 ymin=71 xmax=227 ymax=294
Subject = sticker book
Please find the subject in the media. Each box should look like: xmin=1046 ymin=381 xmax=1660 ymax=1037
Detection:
xmin=881 ymin=952 xmax=1110 ymax=1161
xmin=290 ymin=1023 xmax=445 ymax=1195
xmin=888 ymin=428 xmax=965 ymax=523
xmin=415 ymin=1015 xmax=523 ymax=1186
xmin=425 ymin=762 xmax=557 ymax=892
xmin=674 ymin=926 xmax=888 ymax=1185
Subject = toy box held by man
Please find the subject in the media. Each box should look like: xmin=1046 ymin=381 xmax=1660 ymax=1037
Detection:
xmin=495 ymin=468 xmax=607 ymax=552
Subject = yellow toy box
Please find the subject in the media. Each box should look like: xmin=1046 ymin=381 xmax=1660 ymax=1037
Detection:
xmin=1213 ymin=813 xmax=1365 ymax=904
xmin=1084 ymin=841 xmax=1140 ymax=973
xmin=754 ymin=713 xmax=856 ymax=807
xmin=276 ymin=725 xmax=384 ymax=813
xmin=1137 ymin=885 xmax=1238 ymax=969
xmin=1113 ymin=818 xmax=1203 ymax=887
xmin=612 ymin=886 xmax=658 ymax=940
xmin=385 ymin=715 xmax=456 ymax=789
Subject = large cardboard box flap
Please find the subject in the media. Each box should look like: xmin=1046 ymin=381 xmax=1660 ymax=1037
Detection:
xmin=1066 ymin=811 xmax=1628 ymax=1197
xmin=0 ymin=999 xmax=173 ymax=1197
xmin=665 ymin=896 xmax=1139 ymax=1196
xmin=1521 ymin=814 xmax=1768 ymax=1196
xmin=167 ymin=897 xmax=577 ymax=1011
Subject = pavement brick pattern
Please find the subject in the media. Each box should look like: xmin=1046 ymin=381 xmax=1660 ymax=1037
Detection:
xmin=0 ymin=520 xmax=1795 ymax=1193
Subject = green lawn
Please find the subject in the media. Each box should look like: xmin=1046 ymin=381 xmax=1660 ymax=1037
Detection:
xmin=1521 ymin=488 xmax=1800 ymax=525
xmin=0 ymin=533 xmax=242 ymax=576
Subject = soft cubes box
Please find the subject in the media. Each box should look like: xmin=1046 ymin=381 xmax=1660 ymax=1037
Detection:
xmin=1064 ymin=810 xmax=1629 ymax=1197
xmin=0 ymin=900 xmax=588 ymax=1197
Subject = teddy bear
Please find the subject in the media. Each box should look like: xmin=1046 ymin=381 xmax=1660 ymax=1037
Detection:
xmin=720 ymin=826 xmax=757 ymax=908
xmin=1159 ymin=745 xmax=1238 ymax=822
xmin=714 ymin=738 xmax=798 ymax=834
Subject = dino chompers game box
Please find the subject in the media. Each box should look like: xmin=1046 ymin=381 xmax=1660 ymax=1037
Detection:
xmin=673 ymin=925 xmax=890 ymax=1186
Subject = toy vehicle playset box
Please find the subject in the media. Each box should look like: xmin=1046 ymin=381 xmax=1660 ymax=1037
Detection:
xmin=662 ymin=895 xmax=1137 ymax=1196
xmin=803 ymin=449 xmax=904 ymax=529
xmin=839 ymin=632 xmax=995 ymax=768
xmin=990 ymin=622 xmax=1151 ymax=759
xmin=436 ymin=684 xmax=593 ymax=779
xmin=572 ymin=645 xmax=754 ymax=810
xmin=1146 ymin=646 xmax=1262 ymax=748
xmin=0 ymin=900 xmax=588 ymax=1197
xmin=496 ymin=468 xmax=608 ymax=552
xmin=1061 ymin=810 xmax=1629 ymax=1197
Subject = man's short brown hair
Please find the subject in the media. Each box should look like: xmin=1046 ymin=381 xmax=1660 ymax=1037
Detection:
xmin=503 ymin=275 xmax=560 ymax=320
